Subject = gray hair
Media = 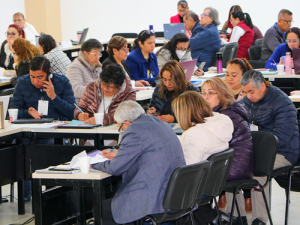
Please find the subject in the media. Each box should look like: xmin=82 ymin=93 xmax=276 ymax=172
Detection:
xmin=240 ymin=70 xmax=266 ymax=89
xmin=278 ymin=9 xmax=292 ymax=20
xmin=183 ymin=10 xmax=198 ymax=22
xmin=114 ymin=100 xmax=145 ymax=124
xmin=205 ymin=7 xmax=220 ymax=26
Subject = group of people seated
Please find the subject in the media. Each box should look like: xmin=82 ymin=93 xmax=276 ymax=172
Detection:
xmin=1 ymin=1 xmax=299 ymax=225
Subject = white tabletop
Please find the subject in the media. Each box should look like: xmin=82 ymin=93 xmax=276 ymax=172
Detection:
xmin=32 ymin=170 xmax=111 ymax=180
xmin=136 ymin=89 xmax=154 ymax=101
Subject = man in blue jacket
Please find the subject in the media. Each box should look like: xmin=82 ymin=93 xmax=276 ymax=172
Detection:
xmin=189 ymin=7 xmax=221 ymax=71
xmin=92 ymin=100 xmax=185 ymax=225
xmin=11 ymin=56 xmax=76 ymax=121
xmin=241 ymin=70 xmax=299 ymax=225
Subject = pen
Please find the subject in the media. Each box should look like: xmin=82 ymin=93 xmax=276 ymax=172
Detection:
xmin=74 ymin=103 xmax=84 ymax=113
xmin=104 ymin=149 xmax=114 ymax=154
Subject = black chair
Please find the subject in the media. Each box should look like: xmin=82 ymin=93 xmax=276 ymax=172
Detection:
xmin=140 ymin=160 xmax=210 ymax=225
xmin=155 ymin=31 xmax=164 ymax=38
xmin=112 ymin=33 xmax=138 ymax=38
xmin=198 ymin=148 xmax=235 ymax=224
xmin=217 ymin=42 xmax=239 ymax=68
xmin=223 ymin=131 xmax=279 ymax=225
xmin=253 ymin=38 xmax=263 ymax=46
xmin=248 ymin=45 xmax=266 ymax=69
xmin=0 ymin=88 xmax=15 ymax=96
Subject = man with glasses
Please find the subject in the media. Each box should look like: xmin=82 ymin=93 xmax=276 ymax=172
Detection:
xmin=92 ymin=100 xmax=185 ymax=225
xmin=13 ymin=12 xmax=39 ymax=45
xmin=261 ymin=9 xmax=293 ymax=61
xmin=188 ymin=7 xmax=221 ymax=71
xmin=66 ymin=39 xmax=103 ymax=103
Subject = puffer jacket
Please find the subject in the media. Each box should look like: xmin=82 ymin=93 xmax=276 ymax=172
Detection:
xmin=74 ymin=77 xmax=136 ymax=126
xmin=66 ymin=51 xmax=102 ymax=103
xmin=243 ymin=84 xmax=299 ymax=165
xmin=214 ymin=100 xmax=253 ymax=180
xmin=10 ymin=73 xmax=75 ymax=120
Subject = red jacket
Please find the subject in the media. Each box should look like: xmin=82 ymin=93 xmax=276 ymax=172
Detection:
xmin=230 ymin=21 xmax=254 ymax=59
xmin=170 ymin=14 xmax=192 ymax=38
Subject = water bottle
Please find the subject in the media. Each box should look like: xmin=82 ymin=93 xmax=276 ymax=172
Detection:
xmin=216 ymin=52 xmax=223 ymax=73
xmin=285 ymin=52 xmax=292 ymax=75
xmin=0 ymin=102 xmax=4 ymax=129
xmin=149 ymin=25 xmax=154 ymax=32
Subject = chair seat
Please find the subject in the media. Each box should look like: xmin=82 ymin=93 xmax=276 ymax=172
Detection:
xmin=142 ymin=209 xmax=188 ymax=224
xmin=271 ymin=166 xmax=294 ymax=178
xmin=224 ymin=179 xmax=260 ymax=192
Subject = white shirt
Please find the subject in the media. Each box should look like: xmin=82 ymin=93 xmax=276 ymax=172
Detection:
xmin=221 ymin=26 xmax=246 ymax=45
xmin=98 ymin=96 xmax=112 ymax=114
xmin=24 ymin=22 xmax=39 ymax=45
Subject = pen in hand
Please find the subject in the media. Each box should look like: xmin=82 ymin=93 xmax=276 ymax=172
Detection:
xmin=103 ymin=149 xmax=114 ymax=154
xmin=74 ymin=103 xmax=84 ymax=113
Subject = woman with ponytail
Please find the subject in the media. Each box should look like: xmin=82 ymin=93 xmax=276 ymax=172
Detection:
xmin=126 ymin=30 xmax=159 ymax=85
xmin=222 ymin=11 xmax=255 ymax=59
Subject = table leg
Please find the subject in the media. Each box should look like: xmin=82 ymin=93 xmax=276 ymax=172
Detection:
xmin=17 ymin=180 xmax=25 ymax=215
xmin=93 ymin=180 xmax=102 ymax=225
xmin=32 ymin=179 xmax=42 ymax=225
xmin=80 ymin=187 xmax=86 ymax=225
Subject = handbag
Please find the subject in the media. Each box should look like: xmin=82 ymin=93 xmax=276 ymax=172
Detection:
xmin=292 ymin=48 xmax=300 ymax=74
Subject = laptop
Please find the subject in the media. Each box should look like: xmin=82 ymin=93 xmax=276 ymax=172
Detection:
xmin=180 ymin=59 xmax=197 ymax=80
xmin=163 ymin=23 xmax=186 ymax=40
xmin=56 ymin=123 xmax=101 ymax=129
xmin=11 ymin=118 xmax=54 ymax=124
xmin=71 ymin=28 xmax=89 ymax=45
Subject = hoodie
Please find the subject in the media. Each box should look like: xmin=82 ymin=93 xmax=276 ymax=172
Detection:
xmin=181 ymin=112 xmax=233 ymax=165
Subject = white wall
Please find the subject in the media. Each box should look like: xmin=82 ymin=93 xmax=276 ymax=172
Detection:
xmin=60 ymin=0 xmax=300 ymax=43
xmin=0 ymin=0 xmax=25 ymax=44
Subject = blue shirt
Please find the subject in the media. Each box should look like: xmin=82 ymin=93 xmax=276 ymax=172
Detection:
xmin=190 ymin=23 xmax=221 ymax=71
xmin=265 ymin=43 xmax=288 ymax=70
xmin=126 ymin=47 xmax=159 ymax=84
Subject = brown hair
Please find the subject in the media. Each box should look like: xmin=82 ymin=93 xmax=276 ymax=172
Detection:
xmin=12 ymin=38 xmax=41 ymax=68
xmin=202 ymin=77 xmax=235 ymax=109
xmin=227 ymin=58 xmax=253 ymax=74
xmin=158 ymin=60 xmax=192 ymax=99
xmin=227 ymin=5 xmax=242 ymax=21
xmin=107 ymin=36 xmax=127 ymax=55
xmin=178 ymin=0 xmax=188 ymax=8
xmin=172 ymin=91 xmax=213 ymax=130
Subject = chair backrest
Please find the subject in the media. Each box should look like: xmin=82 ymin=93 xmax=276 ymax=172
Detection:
xmin=112 ymin=33 xmax=138 ymax=39
xmin=162 ymin=160 xmax=210 ymax=210
xmin=254 ymin=38 xmax=263 ymax=46
xmin=0 ymin=88 xmax=15 ymax=96
xmin=251 ymin=131 xmax=279 ymax=176
xmin=204 ymin=148 xmax=235 ymax=197
xmin=219 ymin=42 xmax=239 ymax=68
xmin=155 ymin=31 xmax=164 ymax=38
xmin=248 ymin=45 xmax=262 ymax=60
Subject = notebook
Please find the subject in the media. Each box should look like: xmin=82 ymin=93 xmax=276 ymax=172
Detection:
xmin=180 ymin=59 xmax=197 ymax=80
xmin=163 ymin=23 xmax=186 ymax=40
xmin=11 ymin=118 xmax=54 ymax=124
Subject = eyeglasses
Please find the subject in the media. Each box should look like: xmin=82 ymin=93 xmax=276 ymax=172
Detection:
xmin=120 ymin=48 xmax=129 ymax=53
xmin=118 ymin=122 xmax=124 ymax=132
xmin=5 ymin=32 xmax=17 ymax=37
xmin=200 ymin=14 xmax=210 ymax=18
xmin=281 ymin=18 xmax=293 ymax=25
xmin=201 ymin=92 xmax=218 ymax=97
xmin=162 ymin=78 xmax=172 ymax=84
xmin=101 ymin=83 xmax=117 ymax=91
xmin=140 ymin=30 xmax=155 ymax=36
xmin=286 ymin=39 xmax=299 ymax=44
xmin=13 ymin=19 xmax=24 ymax=22
xmin=176 ymin=47 xmax=190 ymax=51
xmin=89 ymin=52 xmax=102 ymax=58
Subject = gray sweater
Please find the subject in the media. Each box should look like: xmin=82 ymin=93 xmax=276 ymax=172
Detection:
xmin=261 ymin=24 xmax=285 ymax=61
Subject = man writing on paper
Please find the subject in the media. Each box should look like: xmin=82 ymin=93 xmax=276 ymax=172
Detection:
xmin=10 ymin=56 xmax=76 ymax=120
xmin=92 ymin=100 xmax=186 ymax=225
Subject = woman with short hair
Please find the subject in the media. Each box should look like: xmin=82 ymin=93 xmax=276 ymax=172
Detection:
xmin=147 ymin=60 xmax=199 ymax=123
xmin=74 ymin=63 xmax=136 ymax=126
xmin=102 ymin=35 xmax=149 ymax=87
xmin=38 ymin=34 xmax=71 ymax=75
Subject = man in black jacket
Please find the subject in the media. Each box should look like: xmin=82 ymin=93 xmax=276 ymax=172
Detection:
xmin=241 ymin=70 xmax=299 ymax=225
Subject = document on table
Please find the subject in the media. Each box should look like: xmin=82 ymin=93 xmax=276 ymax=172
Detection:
xmin=10 ymin=122 xmax=67 ymax=129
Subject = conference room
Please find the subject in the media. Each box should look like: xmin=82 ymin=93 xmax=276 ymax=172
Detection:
xmin=1 ymin=0 xmax=300 ymax=225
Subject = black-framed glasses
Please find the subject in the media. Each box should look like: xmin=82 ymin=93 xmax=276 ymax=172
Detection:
xmin=280 ymin=18 xmax=293 ymax=25
xmin=118 ymin=122 xmax=124 ymax=132
xmin=176 ymin=47 xmax=190 ymax=52
xmin=200 ymin=92 xmax=218 ymax=97
xmin=5 ymin=32 xmax=17 ymax=37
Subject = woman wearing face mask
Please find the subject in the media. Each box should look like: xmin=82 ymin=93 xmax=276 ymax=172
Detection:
xmin=0 ymin=24 xmax=25 ymax=69
xmin=126 ymin=30 xmax=159 ymax=85
xmin=265 ymin=27 xmax=300 ymax=70
xmin=147 ymin=60 xmax=199 ymax=123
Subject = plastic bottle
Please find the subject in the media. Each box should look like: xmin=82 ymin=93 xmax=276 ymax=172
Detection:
xmin=0 ymin=102 xmax=4 ymax=129
xmin=285 ymin=52 xmax=292 ymax=75
xmin=149 ymin=25 xmax=154 ymax=32
xmin=216 ymin=52 xmax=223 ymax=73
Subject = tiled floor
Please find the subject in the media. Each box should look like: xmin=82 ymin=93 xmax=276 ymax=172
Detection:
xmin=1 ymin=181 xmax=299 ymax=225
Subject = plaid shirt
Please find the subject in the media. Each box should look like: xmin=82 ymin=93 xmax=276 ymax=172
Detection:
xmin=44 ymin=47 xmax=71 ymax=75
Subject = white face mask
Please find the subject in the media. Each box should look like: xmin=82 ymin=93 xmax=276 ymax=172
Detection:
xmin=176 ymin=50 xmax=186 ymax=60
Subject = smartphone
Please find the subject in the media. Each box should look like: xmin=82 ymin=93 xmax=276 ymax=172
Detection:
xmin=198 ymin=62 xmax=206 ymax=70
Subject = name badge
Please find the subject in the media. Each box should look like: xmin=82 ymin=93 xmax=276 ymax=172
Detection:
xmin=249 ymin=124 xmax=259 ymax=131
xmin=38 ymin=100 xmax=49 ymax=116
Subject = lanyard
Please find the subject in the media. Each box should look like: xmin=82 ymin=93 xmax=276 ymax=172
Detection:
xmin=147 ymin=58 xmax=153 ymax=78
xmin=250 ymin=103 xmax=260 ymax=125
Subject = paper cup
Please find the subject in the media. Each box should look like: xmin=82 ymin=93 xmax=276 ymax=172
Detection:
xmin=79 ymin=156 xmax=91 ymax=174
xmin=276 ymin=64 xmax=284 ymax=75
xmin=0 ymin=67 xmax=4 ymax=77
xmin=131 ymin=80 xmax=135 ymax=89
xmin=8 ymin=108 xmax=18 ymax=121
xmin=94 ymin=112 xmax=104 ymax=125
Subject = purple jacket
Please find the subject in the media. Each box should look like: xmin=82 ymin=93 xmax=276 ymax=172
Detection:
xmin=213 ymin=100 xmax=253 ymax=180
